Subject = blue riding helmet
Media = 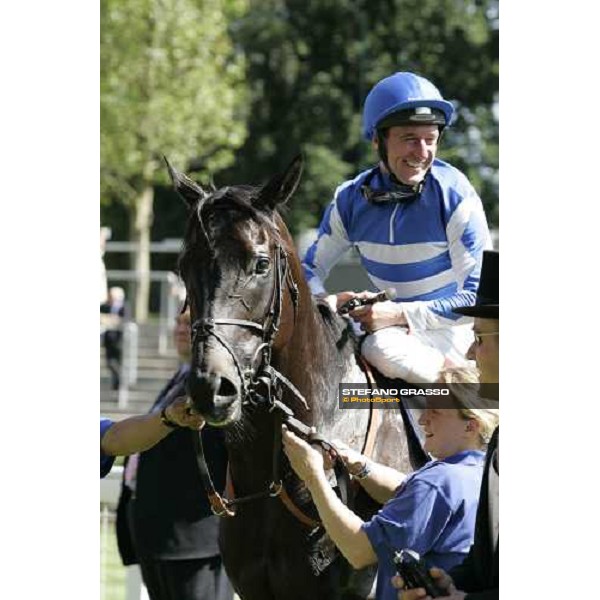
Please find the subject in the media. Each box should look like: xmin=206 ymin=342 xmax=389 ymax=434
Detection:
xmin=362 ymin=72 xmax=455 ymax=141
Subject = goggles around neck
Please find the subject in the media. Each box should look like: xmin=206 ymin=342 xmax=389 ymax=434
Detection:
xmin=360 ymin=167 xmax=426 ymax=205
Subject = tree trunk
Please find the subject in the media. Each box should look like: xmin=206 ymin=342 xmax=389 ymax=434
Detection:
xmin=130 ymin=184 xmax=154 ymax=323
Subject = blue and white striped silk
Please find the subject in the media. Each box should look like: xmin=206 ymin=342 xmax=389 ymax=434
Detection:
xmin=302 ymin=160 xmax=492 ymax=331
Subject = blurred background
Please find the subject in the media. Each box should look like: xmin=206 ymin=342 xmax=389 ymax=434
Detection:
xmin=100 ymin=1 xmax=498 ymax=597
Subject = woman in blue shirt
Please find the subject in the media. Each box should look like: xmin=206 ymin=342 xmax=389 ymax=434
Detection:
xmin=282 ymin=371 xmax=498 ymax=600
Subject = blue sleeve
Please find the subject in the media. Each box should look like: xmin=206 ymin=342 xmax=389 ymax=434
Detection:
xmin=401 ymin=187 xmax=491 ymax=329
xmin=100 ymin=418 xmax=116 ymax=478
xmin=302 ymin=187 xmax=352 ymax=295
xmin=428 ymin=192 xmax=490 ymax=319
xmin=362 ymin=479 xmax=453 ymax=565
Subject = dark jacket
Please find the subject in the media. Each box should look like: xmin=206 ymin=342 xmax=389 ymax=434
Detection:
xmin=100 ymin=301 xmax=128 ymax=355
xmin=116 ymin=367 xmax=228 ymax=564
xmin=449 ymin=427 xmax=499 ymax=600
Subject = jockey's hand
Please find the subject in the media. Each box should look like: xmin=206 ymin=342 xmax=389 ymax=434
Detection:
xmin=321 ymin=290 xmax=358 ymax=314
xmin=166 ymin=397 xmax=205 ymax=430
xmin=323 ymin=290 xmax=380 ymax=315
xmin=391 ymin=568 xmax=463 ymax=600
xmin=350 ymin=300 xmax=407 ymax=332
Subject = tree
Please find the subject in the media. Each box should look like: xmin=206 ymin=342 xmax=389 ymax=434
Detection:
xmin=219 ymin=0 xmax=498 ymax=233
xmin=101 ymin=0 xmax=248 ymax=320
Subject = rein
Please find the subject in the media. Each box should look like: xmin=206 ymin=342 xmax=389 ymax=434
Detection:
xmin=193 ymin=395 xmax=358 ymax=525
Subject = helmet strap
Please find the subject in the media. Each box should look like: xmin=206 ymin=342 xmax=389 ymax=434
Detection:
xmin=376 ymin=129 xmax=392 ymax=175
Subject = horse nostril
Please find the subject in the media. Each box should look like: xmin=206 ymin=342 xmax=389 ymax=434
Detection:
xmin=188 ymin=370 xmax=238 ymax=401
xmin=217 ymin=377 xmax=237 ymax=397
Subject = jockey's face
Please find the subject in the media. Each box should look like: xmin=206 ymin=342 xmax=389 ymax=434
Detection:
xmin=375 ymin=124 xmax=439 ymax=186
xmin=467 ymin=318 xmax=499 ymax=384
xmin=174 ymin=310 xmax=192 ymax=361
xmin=419 ymin=408 xmax=479 ymax=459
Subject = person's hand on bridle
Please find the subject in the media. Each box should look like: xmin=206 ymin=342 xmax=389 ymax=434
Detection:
xmin=166 ymin=396 xmax=206 ymax=430
xmin=282 ymin=425 xmax=327 ymax=485
xmin=326 ymin=439 xmax=367 ymax=476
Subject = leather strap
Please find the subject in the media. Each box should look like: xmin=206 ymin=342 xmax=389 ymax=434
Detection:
xmin=358 ymin=355 xmax=382 ymax=459
xmin=265 ymin=366 xmax=310 ymax=411
xmin=279 ymin=487 xmax=320 ymax=529
xmin=192 ymin=430 xmax=235 ymax=517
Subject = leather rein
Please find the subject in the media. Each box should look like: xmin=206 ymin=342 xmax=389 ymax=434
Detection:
xmin=188 ymin=244 xmax=376 ymax=526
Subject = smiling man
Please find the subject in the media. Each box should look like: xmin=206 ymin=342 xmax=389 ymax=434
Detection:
xmin=303 ymin=71 xmax=492 ymax=384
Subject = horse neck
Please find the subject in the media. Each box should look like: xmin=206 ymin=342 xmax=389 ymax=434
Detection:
xmin=274 ymin=229 xmax=350 ymax=385
xmin=272 ymin=248 xmax=368 ymax=441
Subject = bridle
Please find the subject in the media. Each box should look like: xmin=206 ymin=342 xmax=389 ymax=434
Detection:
xmin=189 ymin=244 xmax=303 ymax=410
xmin=186 ymin=241 xmax=349 ymax=521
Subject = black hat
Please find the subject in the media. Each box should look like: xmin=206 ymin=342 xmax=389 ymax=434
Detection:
xmin=454 ymin=250 xmax=499 ymax=319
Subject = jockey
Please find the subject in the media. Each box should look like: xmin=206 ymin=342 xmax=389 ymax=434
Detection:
xmin=302 ymin=71 xmax=492 ymax=383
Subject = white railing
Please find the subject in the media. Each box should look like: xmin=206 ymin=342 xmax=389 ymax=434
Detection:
xmin=116 ymin=323 xmax=139 ymax=410
xmin=104 ymin=238 xmax=184 ymax=358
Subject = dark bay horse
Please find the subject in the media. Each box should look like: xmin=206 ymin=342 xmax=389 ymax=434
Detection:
xmin=169 ymin=156 xmax=422 ymax=600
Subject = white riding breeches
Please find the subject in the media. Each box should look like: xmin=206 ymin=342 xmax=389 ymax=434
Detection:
xmin=360 ymin=324 xmax=474 ymax=384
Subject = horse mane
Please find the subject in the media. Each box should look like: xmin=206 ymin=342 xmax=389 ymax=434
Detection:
xmin=315 ymin=298 xmax=359 ymax=355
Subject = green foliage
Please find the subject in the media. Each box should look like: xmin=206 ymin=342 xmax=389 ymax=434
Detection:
xmin=286 ymin=144 xmax=353 ymax=234
xmin=218 ymin=0 xmax=498 ymax=229
xmin=101 ymin=0 xmax=499 ymax=246
xmin=101 ymin=0 xmax=249 ymax=206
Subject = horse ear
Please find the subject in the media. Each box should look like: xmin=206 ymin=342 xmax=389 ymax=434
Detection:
xmin=254 ymin=154 xmax=303 ymax=211
xmin=164 ymin=156 xmax=210 ymax=209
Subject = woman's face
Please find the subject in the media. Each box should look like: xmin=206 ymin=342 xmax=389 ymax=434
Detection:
xmin=418 ymin=408 xmax=473 ymax=459
xmin=174 ymin=310 xmax=192 ymax=360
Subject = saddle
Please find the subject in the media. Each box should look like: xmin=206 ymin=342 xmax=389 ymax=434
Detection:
xmin=357 ymin=358 xmax=430 ymax=471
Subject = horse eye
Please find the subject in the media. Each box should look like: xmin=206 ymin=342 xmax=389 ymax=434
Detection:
xmin=255 ymin=257 xmax=271 ymax=274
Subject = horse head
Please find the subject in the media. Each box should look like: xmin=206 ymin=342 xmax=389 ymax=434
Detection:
xmin=168 ymin=156 xmax=304 ymax=426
